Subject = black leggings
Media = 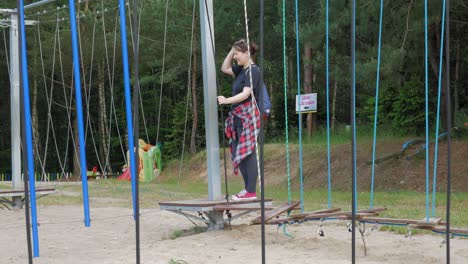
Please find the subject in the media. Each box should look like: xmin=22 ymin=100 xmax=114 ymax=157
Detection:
xmin=232 ymin=126 xmax=258 ymax=193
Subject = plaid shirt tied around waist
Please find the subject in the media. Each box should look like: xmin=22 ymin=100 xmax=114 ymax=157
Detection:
xmin=225 ymin=101 xmax=260 ymax=175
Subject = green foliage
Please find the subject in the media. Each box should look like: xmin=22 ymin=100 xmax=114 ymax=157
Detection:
xmin=387 ymin=78 xmax=427 ymax=135
xmin=164 ymin=99 xmax=190 ymax=160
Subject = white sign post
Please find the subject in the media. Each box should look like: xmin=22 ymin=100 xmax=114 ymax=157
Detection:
xmin=296 ymin=93 xmax=317 ymax=113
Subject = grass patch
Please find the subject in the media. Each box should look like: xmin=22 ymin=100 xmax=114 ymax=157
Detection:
xmin=168 ymin=226 xmax=207 ymax=240
xmin=168 ymin=259 xmax=188 ymax=264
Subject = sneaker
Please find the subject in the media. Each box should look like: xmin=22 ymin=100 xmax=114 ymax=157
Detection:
xmin=236 ymin=189 xmax=247 ymax=197
xmin=232 ymin=192 xmax=257 ymax=201
xmin=231 ymin=189 xmax=247 ymax=200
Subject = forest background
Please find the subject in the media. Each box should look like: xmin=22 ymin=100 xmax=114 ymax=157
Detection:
xmin=0 ymin=0 xmax=466 ymax=176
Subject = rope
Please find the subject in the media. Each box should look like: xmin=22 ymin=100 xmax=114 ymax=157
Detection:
xmin=156 ymin=0 xmax=169 ymax=144
xmin=279 ymin=0 xmax=294 ymax=239
xmin=178 ymin=0 xmax=196 ymax=184
xmin=0 ymin=209 xmax=162 ymax=231
xmin=2 ymin=28 xmax=10 ymax=82
xmin=57 ymin=18 xmax=81 ymax=174
xmin=242 ymin=0 xmax=262 ymax=196
xmin=78 ymin=15 xmax=107 ymax=174
xmin=294 ymin=0 xmax=304 ymax=213
xmin=126 ymin=1 xmax=150 ymax=144
xmin=431 ymin=0 xmax=447 ymax=217
xmin=36 ymin=15 xmax=68 ymax=181
xmin=99 ymin=4 xmax=128 ymax=172
xmin=424 ymin=0 xmax=430 ymax=222
xmin=108 ymin=9 xmax=129 ymax=166
xmin=369 ymin=0 xmax=384 ymax=209
xmin=99 ymin=0 xmax=114 ymax=173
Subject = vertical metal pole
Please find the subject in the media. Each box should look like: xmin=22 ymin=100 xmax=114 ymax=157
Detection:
xmin=16 ymin=8 xmax=33 ymax=262
xmin=10 ymin=12 xmax=22 ymax=208
xmin=17 ymin=0 xmax=39 ymax=257
xmin=351 ymin=0 xmax=357 ymax=262
xmin=294 ymin=0 xmax=304 ymax=214
xmin=445 ymin=0 xmax=451 ymax=262
xmin=259 ymin=3 xmax=266 ymax=264
xmin=67 ymin=0 xmax=90 ymax=227
xmin=199 ymin=0 xmax=221 ymax=201
xmin=131 ymin=0 xmax=141 ymax=262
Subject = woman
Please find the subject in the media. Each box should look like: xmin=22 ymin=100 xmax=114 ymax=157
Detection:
xmin=218 ymin=39 xmax=261 ymax=201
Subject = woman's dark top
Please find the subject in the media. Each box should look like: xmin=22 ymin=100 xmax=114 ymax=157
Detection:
xmin=232 ymin=64 xmax=260 ymax=127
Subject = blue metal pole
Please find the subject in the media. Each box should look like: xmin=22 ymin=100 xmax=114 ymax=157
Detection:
xmin=67 ymin=0 xmax=90 ymax=227
xmin=118 ymin=0 xmax=138 ymax=217
xmin=294 ymin=0 xmax=304 ymax=213
xmin=17 ymin=0 xmax=39 ymax=257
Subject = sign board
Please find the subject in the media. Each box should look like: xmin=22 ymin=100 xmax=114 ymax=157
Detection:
xmin=295 ymin=93 xmax=317 ymax=113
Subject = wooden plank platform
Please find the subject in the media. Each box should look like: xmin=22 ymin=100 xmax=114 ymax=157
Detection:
xmin=267 ymin=208 xmax=386 ymax=225
xmin=433 ymin=226 xmax=468 ymax=235
xmin=287 ymin=208 xmax=342 ymax=220
xmin=251 ymin=201 xmax=300 ymax=224
xmin=159 ymin=198 xmax=273 ymax=212
xmin=337 ymin=212 xmax=380 ymax=220
xmin=408 ymin=217 xmax=442 ymax=230
xmin=213 ymin=204 xmax=300 ymax=211
xmin=360 ymin=217 xmax=423 ymax=225
xmin=338 ymin=208 xmax=387 ymax=220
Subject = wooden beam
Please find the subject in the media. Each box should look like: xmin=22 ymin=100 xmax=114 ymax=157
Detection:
xmin=251 ymin=201 xmax=300 ymax=224
xmin=213 ymin=205 xmax=300 ymax=211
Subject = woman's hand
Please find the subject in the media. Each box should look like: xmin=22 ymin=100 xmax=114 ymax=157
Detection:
xmin=217 ymin=96 xmax=229 ymax=105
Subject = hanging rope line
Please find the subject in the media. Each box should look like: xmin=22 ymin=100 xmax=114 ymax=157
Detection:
xmin=126 ymin=0 xmax=150 ymax=144
xmin=57 ymin=19 xmax=82 ymax=174
xmin=107 ymin=9 xmax=129 ymax=167
xmin=294 ymin=0 xmax=304 ymax=213
xmin=242 ymin=0 xmax=262 ymax=195
xmin=36 ymin=15 xmax=67 ymax=180
xmin=77 ymin=13 xmax=108 ymax=174
xmin=369 ymin=0 xmax=384 ymax=209
xmin=100 ymin=2 xmax=128 ymax=172
xmin=155 ymin=0 xmax=169 ymax=144
xmin=178 ymin=0 xmax=196 ymax=183
xmin=2 ymin=28 xmax=10 ymax=82
xmin=431 ymin=0 xmax=447 ymax=217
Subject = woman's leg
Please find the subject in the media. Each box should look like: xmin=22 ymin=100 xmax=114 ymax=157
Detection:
xmin=234 ymin=126 xmax=249 ymax=190
xmin=241 ymin=151 xmax=258 ymax=193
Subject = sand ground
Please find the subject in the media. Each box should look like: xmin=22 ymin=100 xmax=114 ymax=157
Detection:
xmin=1 ymin=205 xmax=468 ymax=264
